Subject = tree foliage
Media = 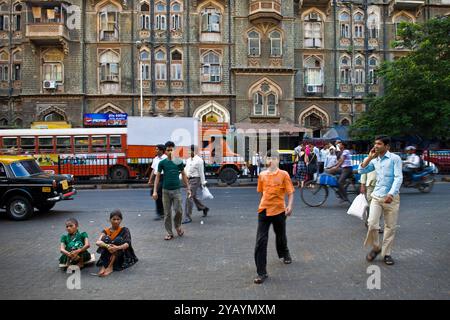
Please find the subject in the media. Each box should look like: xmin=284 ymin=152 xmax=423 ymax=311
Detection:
xmin=350 ymin=16 xmax=450 ymax=142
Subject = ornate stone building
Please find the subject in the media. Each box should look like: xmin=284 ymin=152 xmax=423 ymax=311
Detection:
xmin=0 ymin=0 xmax=449 ymax=146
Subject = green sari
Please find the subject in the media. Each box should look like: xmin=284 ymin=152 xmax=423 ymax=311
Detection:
xmin=59 ymin=231 xmax=91 ymax=265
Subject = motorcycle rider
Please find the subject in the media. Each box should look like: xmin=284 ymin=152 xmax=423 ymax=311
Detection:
xmin=403 ymin=146 xmax=421 ymax=184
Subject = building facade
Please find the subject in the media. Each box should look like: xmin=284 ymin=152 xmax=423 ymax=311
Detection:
xmin=0 ymin=0 xmax=449 ymax=145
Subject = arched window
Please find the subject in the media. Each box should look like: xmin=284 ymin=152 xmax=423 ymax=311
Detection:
xmin=140 ymin=50 xmax=150 ymax=80
xmin=269 ymin=31 xmax=282 ymax=57
xmin=304 ymin=56 xmax=323 ymax=92
xmin=267 ymin=93 xmax=277 ymax=116
xmin=140 ymin=2 xmax=150 ymax=30
xmin=0 ymin=51 xmax=8 ymax=82
xmin=340 ymin=12 xmax=350 ymax=38
xmin=354 ymin=56 xmax=364 ymax=85
xmin=155 ymin=2 xmax=166 ymax=30
xmin=341 ymin=118 xmax=350 ymax=126
xmin=171 ymin=2 xmax=182 ymax=31
xmin=201 ymin=51 xmax=221 ymax=83
xmin=304 ymin=11 xmax=323 ymax=48
xmin=251 ymin=81 xmax=279 ymax=116
xmin=394 ymin=14 xmax=412 ymax=37
xmin=12 ymin=50 xmax=21 ymax=81
xmin=354 ymin=13 xmax=364 ymax=38
xmin=99 ymin=4 xmax=119 ymax=41
xmin=0 ymin=118 xmax=8 ymax=126
xmin=42 ymin=49 xmax=63 ymax=83
xmin=253 ymin=93 xmax=263 ymax=115
xmin=99 ymin=50 xmax=119 ymax=82
xmin=340 ymin=56 xmax=351 ymax=84
xmin=248 ymin=31 xmax=260 ymax=56
xmin=13 ymin=3 xmax=22 ymax=31
xmin=170 ymin=50 xmax=182 ymax=80
xmin=43 ymin=112 xmax=64 ymax=122
xmin=155 ymin=49 xmax=167 ymax=80
xmin=14 ymin=118 xmax=23 ymax=127
xmin=368 ymin=13 xmax=379 ymax=38
xmin=305 ymin=113 xmax=322 ymax=128
xmin=369 ymin=57 xmax=378 ymax=84
xmin=201 ymin=7 xmax=221 ymax=33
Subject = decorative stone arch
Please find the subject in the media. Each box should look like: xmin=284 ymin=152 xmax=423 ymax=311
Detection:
xmin=38 ymin=106 xmax=67 ymax=121
xmin=94 ymin=103 xmax=125 ymax=114
xmin=13 ymin=117 xmax=23 ymax=127
xmin=248 ymin=77 xmax=282 ymax=100
xmin=95 ymin=0 xmax=123 ymax=12
xmin=197 ymin=0 xmax=225 ymax=14
xmin=299 ymin=105 xmax=330 ymax=128
xmin=301 ymin=7 xmax=327 ymax=22
xmin=340 ymin=117 xmax=351 ymax=126
xmin=193 ymin=101 xmax=230 ymax=124
xmin=392 ymin=11 xmax=415 ymax=23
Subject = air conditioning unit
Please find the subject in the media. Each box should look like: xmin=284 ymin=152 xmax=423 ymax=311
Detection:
xmin=307 ymin=85 xmax=317 ymax=93
xmin=210 ymin=23 xmax=220 ymax=32
xmin=43 ymin=80 xmax=57 ymax=89
xmin=309 ymin=13 xmax=319 ymax=21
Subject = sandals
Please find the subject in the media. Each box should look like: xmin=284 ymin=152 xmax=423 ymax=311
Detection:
xmin=164 ymin=234 xmax=174 ymax=241
xmin=366 ymin=249 xmax=381 ymax=262
xmin=253 ymin=274 xmax=268 ymax=284
xmin=384 ymin=255 xmax=395 ymax=265
xmin=176 ymin=228 xmax=184 ymax=237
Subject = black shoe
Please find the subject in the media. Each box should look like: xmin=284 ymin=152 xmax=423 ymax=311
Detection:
xmin=384 ymin=255 xmax=395 ymax=265
xmin=153 ymin=215 xmax=163 ymax=221
xmin=253 ymin=274 xmax=268 ymax=284
xmin=202 ymin=208 xmax=209 ymax=217
xmin=182 ymin=217 xmax=192 ymax=224
xmin=282 ymin=255 xmax=292 ymax=264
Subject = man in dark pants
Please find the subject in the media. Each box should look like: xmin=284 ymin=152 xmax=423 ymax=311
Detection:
xmin=148 ymin=144 xmax=167 ymax=220
xmin=254 ymin=150 xmax=295 ymax=284
xmin=329 ymin=141 xmax=353 ymax=203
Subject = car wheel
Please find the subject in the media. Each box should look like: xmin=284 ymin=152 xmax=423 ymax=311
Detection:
xmin=36 ymin=203 xmax=56 ymax=213
xmin=6 ymin=196 xmax=34 ymax=221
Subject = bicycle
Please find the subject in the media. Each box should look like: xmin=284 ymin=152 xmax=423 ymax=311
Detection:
xmin=300 ymin=171 xmax=360 ymax=207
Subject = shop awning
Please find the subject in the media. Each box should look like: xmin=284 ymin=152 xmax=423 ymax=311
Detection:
xmin=322 ymin=125 xmax=350 ymax=141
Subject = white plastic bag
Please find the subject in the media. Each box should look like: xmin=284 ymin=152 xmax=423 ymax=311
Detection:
xmin=347 ymin=194 xmax=368 ymax=220
xmin=201 ymin=186 xmax=214 ymax=200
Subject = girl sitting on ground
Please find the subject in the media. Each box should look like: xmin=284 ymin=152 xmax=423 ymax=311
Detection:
xmin=59 ymin=218 xmax=91 ymax=269
xmin=96 ymin=210 xmax=138 ymax=277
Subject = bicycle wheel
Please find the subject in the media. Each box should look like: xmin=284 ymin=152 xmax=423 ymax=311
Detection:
xmin=344 ymin=180 xmax=360 ymax=203
xmin=301 ymin=181 xmax=329 ymax=207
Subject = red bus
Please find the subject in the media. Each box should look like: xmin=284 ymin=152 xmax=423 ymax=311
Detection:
xmin=0 ymin=125 xmax=245 ymax=183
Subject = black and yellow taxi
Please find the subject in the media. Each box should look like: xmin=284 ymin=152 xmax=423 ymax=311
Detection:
xmin=0 ymin=156 xmax=76 ymax=221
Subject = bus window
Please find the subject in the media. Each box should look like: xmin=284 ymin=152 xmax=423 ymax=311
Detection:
xmin=3 ymin=137 xmax=18 ymax=152
xmin=74 ymin=136 xmax=89 ymax=153
xmin=92 ymin=136 xmax=107 ymax=153
xmin=109 ymin=135 xmax=122 ymax=151
xmin=20 ymin=137 xmax=36 ymax=153
xmin=38 ymin=137 xmax=54 ymax=153
xmin=56 ymin=136 xmax=71 ymax=153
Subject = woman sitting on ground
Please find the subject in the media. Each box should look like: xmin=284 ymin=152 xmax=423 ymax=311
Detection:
xmin=96 ymin=210 xmax=138 ymax=277
xmin=59 ymin=218 xmax=91 ymax=269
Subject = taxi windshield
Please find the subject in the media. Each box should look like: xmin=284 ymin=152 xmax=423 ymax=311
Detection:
xmin=10 ymin=160 xmax=43 ymax=177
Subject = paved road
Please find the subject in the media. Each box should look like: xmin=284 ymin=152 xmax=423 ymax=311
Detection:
xmin=0 ymin=183 xmax=449 ymax=300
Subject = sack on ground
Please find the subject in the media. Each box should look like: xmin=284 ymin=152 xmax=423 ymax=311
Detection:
xmin=347 ymin=194 xmax=368 ymax=220
xmin=201 ymin=186 xmax=214 ymax=200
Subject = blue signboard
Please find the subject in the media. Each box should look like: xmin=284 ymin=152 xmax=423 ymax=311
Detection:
xmin=83 ymin=113 xmax=128 ymax=127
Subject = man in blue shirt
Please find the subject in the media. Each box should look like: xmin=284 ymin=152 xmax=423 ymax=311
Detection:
xmin=359 ymin=135 xmax=403 ymax=266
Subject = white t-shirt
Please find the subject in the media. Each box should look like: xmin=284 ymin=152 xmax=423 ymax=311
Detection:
xmin=151 ymin=154 xmax=168 ymax=172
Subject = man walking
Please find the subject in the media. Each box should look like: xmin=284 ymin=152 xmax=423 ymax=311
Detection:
xmin=148 ymin=144 xmax=167 ymax=221
xmin=253 ymin=150 xmax=294 ymax=284
xmin=359 ymin=135 xmax=403 ymax=265
xmin=183 ymin=145 xmax=209 ymax=224
xmin=153 ymin=141 xmax=191 ymax=240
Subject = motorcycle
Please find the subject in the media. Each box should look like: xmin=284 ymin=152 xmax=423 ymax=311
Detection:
xmin=402 ymin=166 xmax=435 ymax=193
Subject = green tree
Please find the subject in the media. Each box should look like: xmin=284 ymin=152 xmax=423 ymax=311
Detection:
xmin=350 ymin=16 xmax=450 ymax=143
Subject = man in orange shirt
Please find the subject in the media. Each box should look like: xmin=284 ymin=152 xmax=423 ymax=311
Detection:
xmin=254 ymin=150 xmax=295 ymax=284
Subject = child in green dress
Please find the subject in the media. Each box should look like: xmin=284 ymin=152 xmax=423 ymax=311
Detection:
xmin=59 ymin=218 xmax=91 ymax=269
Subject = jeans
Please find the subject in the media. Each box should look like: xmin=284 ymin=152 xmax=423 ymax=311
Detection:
xmin=338 ymin=167 xmax=353 ymax=201
xmin=254 ymin=210 xmax=289 ymax=276
xmin=162 ymin=189 xmax=183 ymax=236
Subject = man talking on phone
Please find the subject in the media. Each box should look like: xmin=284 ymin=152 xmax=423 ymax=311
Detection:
xmin=358 ymin=135 xmax=403 ymax=266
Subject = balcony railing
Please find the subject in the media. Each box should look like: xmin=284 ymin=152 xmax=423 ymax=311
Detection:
xmin=249 ymin=1 xmax=282 ymax=24
xmin=26 ymin=23 xmax=69 ymax=42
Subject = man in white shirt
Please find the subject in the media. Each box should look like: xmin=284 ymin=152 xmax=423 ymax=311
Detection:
xmin=183 ymin=145 xmax=209 ymax=224
xmin=403 ymin=146 xmax=421 ymax=183
xmin=148 ymin=144 xmax=168 ymax=221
